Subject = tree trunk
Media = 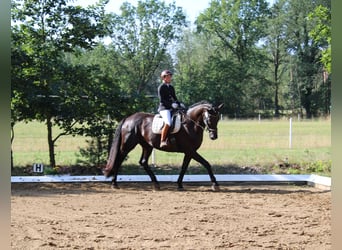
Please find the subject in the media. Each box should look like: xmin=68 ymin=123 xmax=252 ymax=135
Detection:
xmin=274 ymin=84 xmax=280 ymax=118
xmin=46 ymin=116 xmax=56 ymax=168
xmin=302 ymin=85 xmax=313 ymax=119
xmin=273 ymin=49 xmax=280 ymax=118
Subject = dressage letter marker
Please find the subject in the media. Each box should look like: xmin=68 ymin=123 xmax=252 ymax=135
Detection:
xmin=33 ymin=163 xmax=44 ymax=173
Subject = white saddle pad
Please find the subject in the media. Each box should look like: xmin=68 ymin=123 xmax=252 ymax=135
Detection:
xmin=152 ymin=114 xmax=182 ymax=134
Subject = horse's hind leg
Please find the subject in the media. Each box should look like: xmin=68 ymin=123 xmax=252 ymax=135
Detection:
xmin=111 ymin=134 xmax=139 ymax=189
xmin=139 ymin=146 xmax=160 ymax=190
xmin=111 ymin=153 xmax=126 ymax=189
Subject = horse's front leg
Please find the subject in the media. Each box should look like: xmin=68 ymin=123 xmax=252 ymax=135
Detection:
xmin=140 ymin=146 xmax=160 ymax=191
xmin=191 ymin=151 xmax=220 ymax=191
xmin=177 ymin=154 xmax=192 ymax=190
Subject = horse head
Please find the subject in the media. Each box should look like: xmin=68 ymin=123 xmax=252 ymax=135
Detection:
xmin=187 ymin=101 xmax=224 ymax=140
xmin=203 ymin=103 xmax=224 ymax=140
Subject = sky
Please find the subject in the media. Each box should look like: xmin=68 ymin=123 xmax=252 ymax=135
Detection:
xmin=108 ymin=0 xmax=211 ymax=24
xmin=74 ymin=0 xmax=210 ymax=24
xmin=75 ymin=0 xmax=275 ymax=24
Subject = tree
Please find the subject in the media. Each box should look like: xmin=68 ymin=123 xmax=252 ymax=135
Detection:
xmin=284 ymin=0 xmax=330 ymax=118
xmin=107 ymin=0 xmax=187 ymax=112
xmin=174 ymin=30 xmax=216 ymax=105
xmin=193 ymin=0 xmax=270 ymax=117
xmin=263 ymin=0 xmax=289 ymax=117
xmin=197 ymin=0 xmax=270 ymax=62
xmin=11 ymin=27 xmax=31 ymax=169
xmin=64 ymin=44 xmax=132 ymax=161
xmin=308 ymin=4 xmax=331 ymax=115
xmin=308 ymin=4 xmax=331 ymax=74
xmin=11 ymin=0 xmax=110 ymax=168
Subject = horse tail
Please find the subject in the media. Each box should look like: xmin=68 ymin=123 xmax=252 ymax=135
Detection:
xmin=103 ymin=118 xmax=125 ymax=177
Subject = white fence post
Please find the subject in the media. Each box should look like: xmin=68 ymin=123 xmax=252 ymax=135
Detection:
xmin=289 ymin=117 xmax=292 ymax=149
xmin=152 ymin=149 xmax=156 ymax=166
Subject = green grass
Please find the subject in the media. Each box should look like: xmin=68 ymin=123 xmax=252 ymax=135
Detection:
xmin=11 ymin=118 xmax=331 ymax=175
xmin=12 ymin=121 xmax=90 ymax=166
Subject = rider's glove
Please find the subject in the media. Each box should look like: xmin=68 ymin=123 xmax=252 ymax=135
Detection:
xmin=172 ymin=102 xmax=179 ymax=109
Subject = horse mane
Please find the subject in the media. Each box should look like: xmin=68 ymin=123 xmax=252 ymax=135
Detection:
xmin=188 ymin=100 xmax=212 ymax=109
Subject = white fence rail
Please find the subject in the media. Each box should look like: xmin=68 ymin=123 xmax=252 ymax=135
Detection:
xmin=11 ymin=174 xmax=331 ymax=190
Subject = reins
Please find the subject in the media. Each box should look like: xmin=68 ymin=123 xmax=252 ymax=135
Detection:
xmin=183 ymin=113 xmax=206 ymax=131
xmin=179 ymin=109 xmax=216 ymax=132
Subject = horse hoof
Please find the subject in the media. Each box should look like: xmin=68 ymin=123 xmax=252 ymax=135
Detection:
xmin=177 ymin=187 xmax=185 ymax=191
xmin=111 ymin=185 xmax=120 ymax=190
xmin=153 ymin=185 xmax=161 ymax=191
xmin=211 ymin=185 xmax=220 ymax=192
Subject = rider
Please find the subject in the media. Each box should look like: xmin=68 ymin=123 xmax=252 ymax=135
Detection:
xmin=158 ymin=69 xmax=181 ymax=148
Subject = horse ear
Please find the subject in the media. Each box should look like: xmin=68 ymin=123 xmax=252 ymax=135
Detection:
xmin=217 ymin=103 xmax=224 ymax=110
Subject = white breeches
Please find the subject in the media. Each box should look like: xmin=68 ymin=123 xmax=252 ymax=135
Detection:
xmin=159 ymin=109 xmax=172 ymax=126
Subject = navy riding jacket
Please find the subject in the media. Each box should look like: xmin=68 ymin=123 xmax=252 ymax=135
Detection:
xmin=158 ymin=83 xmax=179 ymax=112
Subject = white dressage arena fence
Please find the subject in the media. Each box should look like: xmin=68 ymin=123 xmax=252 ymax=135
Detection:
xmin=11 ymin=174 xmax=331 ymax=190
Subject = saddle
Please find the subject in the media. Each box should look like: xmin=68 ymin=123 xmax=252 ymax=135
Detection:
xmin=152 ymin=112 xmax=182 ymax=134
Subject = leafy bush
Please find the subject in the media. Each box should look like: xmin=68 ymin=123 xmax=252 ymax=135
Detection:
xmin=43 ymin=166 xmax=59 ymax=175
xmin=76 ymin=137 xmax=108 ymax=167
xmin=305 ymin=160 xmax=331 ymax=175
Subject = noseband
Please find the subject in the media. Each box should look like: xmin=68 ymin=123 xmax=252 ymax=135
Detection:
xmin=203 ymin=110 xmax=219 ymax=133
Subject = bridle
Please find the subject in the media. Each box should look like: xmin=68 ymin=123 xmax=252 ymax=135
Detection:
xmin=181 ymin=108 xmax=219 ymax=133
xmin=203 ymin=110 xmax=219 ymax=133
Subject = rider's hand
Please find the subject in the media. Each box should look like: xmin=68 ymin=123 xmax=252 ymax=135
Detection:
xmin=172 ymin=102 xmax=179 ymax=109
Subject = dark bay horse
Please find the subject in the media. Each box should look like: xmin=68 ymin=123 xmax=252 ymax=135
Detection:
xmin=103 ymin=101 xmax=224 ymax=191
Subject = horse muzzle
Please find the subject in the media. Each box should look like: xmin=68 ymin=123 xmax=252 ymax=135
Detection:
xmin=209 ymin=131 xmax=218 ymax=140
